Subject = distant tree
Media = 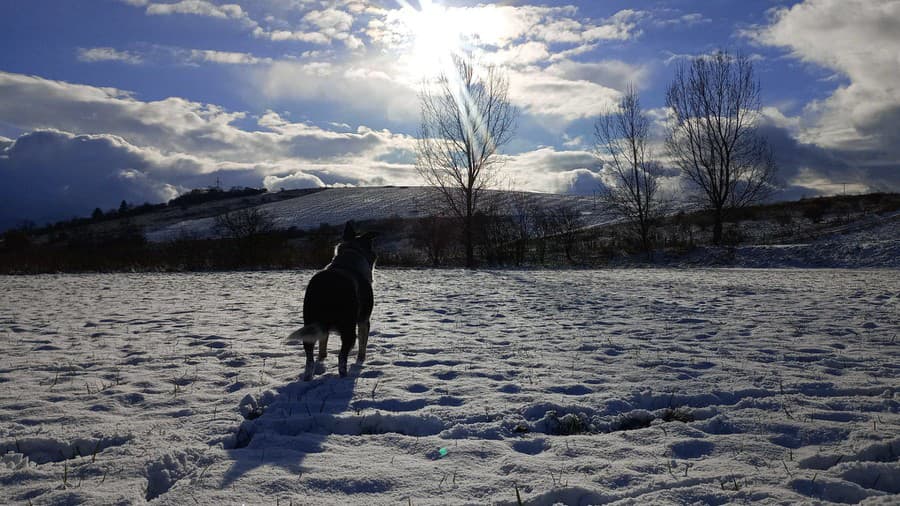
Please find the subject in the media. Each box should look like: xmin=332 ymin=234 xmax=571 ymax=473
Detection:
xmin=92 ymin=208 xmax=104 ymax=220
xmin=665 ymin=51 xmax=776 ymax=245
xmin=119 ymin=200 xmax=129 ymax=215
xmin=416 ymin=55 xmax=518 ymax=268
xmin=594 ymin=85 xmax=665 ymax=256
xmin=214 ymin=207 xmax=274 ymax=241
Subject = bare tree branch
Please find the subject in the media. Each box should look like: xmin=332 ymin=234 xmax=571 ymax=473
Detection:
xmin=214 ymin=207 xmax=274 ymax=241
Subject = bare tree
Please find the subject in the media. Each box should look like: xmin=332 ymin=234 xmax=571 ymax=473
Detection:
xmin=665 ymin=51 xmax=776 ymax=245
xmin=416 ymin=56 xmax=518 ymax=268
xmin=215 ymin=207 xmax=274 ymax=241
xmin=594 ymin=85 xmax=664 ymax=256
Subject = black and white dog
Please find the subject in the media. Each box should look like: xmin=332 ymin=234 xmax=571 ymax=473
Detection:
xmin=288 ymin=221 xmax=377 ymax=381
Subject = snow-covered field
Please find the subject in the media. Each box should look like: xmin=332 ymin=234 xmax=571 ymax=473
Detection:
xmin=1 ymin=269 xmax=898 ymax=505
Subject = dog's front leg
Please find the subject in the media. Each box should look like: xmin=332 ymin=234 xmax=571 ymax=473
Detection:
xmin=356 ymin=320 xmax=370 ymax=363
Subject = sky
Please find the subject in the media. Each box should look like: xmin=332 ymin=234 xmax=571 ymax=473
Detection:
xmin=1 ymin=0 xmax=899 ymax=230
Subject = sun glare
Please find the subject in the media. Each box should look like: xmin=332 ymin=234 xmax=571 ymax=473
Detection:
xmin=396 ymin=0 xmax=463 ymax=78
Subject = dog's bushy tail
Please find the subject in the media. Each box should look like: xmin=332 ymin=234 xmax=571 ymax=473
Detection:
xmin=287 ymin=323 xmax=327 ymax=345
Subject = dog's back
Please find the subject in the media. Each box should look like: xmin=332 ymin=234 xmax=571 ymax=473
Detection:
xmin=303 ymin=268 xmax=364 ymax=330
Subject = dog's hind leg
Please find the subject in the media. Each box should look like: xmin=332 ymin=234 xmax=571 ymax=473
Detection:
xmin=315 ymin=333 xmax=329 ymax=375
xmin=302 ymin=341 xmax=316 ymax=381
xmin=356 ymin=320 xmax=370 ymax=364
xmin=337 ymin=325 xmax=356 ymax=378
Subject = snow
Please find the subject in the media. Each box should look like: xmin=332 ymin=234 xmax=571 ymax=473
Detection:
xmin=143 ymin=187 xmax=602 ymax=242
xmin=1 ymin=269 xmax=898 ymax=504
xmin=677 ymin=212 xmax=900 ymax=268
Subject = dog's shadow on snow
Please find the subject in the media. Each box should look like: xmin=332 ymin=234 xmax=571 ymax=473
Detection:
xmin=220 ymin=366 xmax=367 ymax=488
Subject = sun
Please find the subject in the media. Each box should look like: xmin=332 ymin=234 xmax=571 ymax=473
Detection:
xmin=394 ymin=0 xmax=464 ymax=78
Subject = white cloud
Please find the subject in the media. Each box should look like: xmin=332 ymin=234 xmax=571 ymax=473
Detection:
xmin=484 ymin=41 xmax=551 ymax=67
xmin=747 ymin=0 xmax=900 ymax=190
xmin=562 ymin=134 xmax=584 ymax=148
xmin=508 ymin=67 xmax=623 ymax=123
xmin=304 ymin=8 xmax=353 ymax=33
xmin=255 ymin=59 xmax=420 ymax=122
xmin=580 ymin=9 xmax=644 ymax=42
xmin=502 ymin=147 xmax=599 ymax=194
xmin=256 ymin=28 xmax=329 ymax=44
xmin=262 ymin=172 xmax=326 ymax=191
xmin=253 ymin=7 xmax=362 ymax=48
xmin=189 ymin=49 xmax=272 ymax=65
xmin=761 ymin=106 xmax=802 ymax=133
xmin=145 ymin=0 xmax=249 ymax=21
xmin=544 ymin=60 xmax=652 ymax=92
xmin=652 ymin=11 xmax=712 ymax=28
xmin=77 ymin=47 xmax=143 ymax=65
xmin=548 ymin=43 xmax=599 ymax=62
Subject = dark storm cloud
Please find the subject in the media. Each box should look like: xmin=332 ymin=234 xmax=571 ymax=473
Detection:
xmin=759 ymin=122 xmax=900 ymax=196
xmin=0 ymin=130 xmax=179 ymax=230
xmin=759 ymin=124 xmax=851 ymax=183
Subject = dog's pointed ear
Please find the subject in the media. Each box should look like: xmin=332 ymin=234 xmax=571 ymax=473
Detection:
xmin=343 ymin=221 xmax=356 ymax=240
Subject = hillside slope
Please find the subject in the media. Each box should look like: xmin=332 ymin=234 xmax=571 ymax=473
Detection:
xmin=679 ymin=210 xmax=900 ymax=268
xmin=3 ymin=188 xmax=898 ymax=271
xmin=145 ymin=187 xmax=602 ymax=242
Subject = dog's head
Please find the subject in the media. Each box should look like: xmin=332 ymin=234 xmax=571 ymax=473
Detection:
xmin=337 ymin=221 xmax=377 ymax=270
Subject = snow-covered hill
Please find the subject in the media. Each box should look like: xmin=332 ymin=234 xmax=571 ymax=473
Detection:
xmin=667 ymin=210 xmax=900 ymax=269
xmin=10 ymin=188 xmax=897 ymax=270
xmin=144 ymin=187 xmax=602 ymax=242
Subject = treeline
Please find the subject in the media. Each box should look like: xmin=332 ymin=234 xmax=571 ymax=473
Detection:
xmin=0 ymin=221 xmax=333 ymax=273
xmin=19 ymin=187 xmax=269 ymax=235
xmin=1 ymin=192 xmax=897 ymax=273
xmin=400 ymin=192 xmax=900 ymax=267
xmin=0 ymin=202 xmax=591 ymax=272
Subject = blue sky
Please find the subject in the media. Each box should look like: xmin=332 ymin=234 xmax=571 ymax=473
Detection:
xmin=1 ymin=0 xmax=898 ymax=229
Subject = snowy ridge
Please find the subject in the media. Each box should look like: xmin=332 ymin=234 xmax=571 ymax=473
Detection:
xmin=1 ymin=269 xmax=898 ymax=504
xmin=144 ymin=187 xmax=601 ymax=242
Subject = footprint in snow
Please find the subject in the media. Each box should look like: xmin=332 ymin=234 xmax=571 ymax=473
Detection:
xmin=434 ymin=370 xmax=458 ymax=380
xmin=548 ymin=384 xmax=593 ymax=396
